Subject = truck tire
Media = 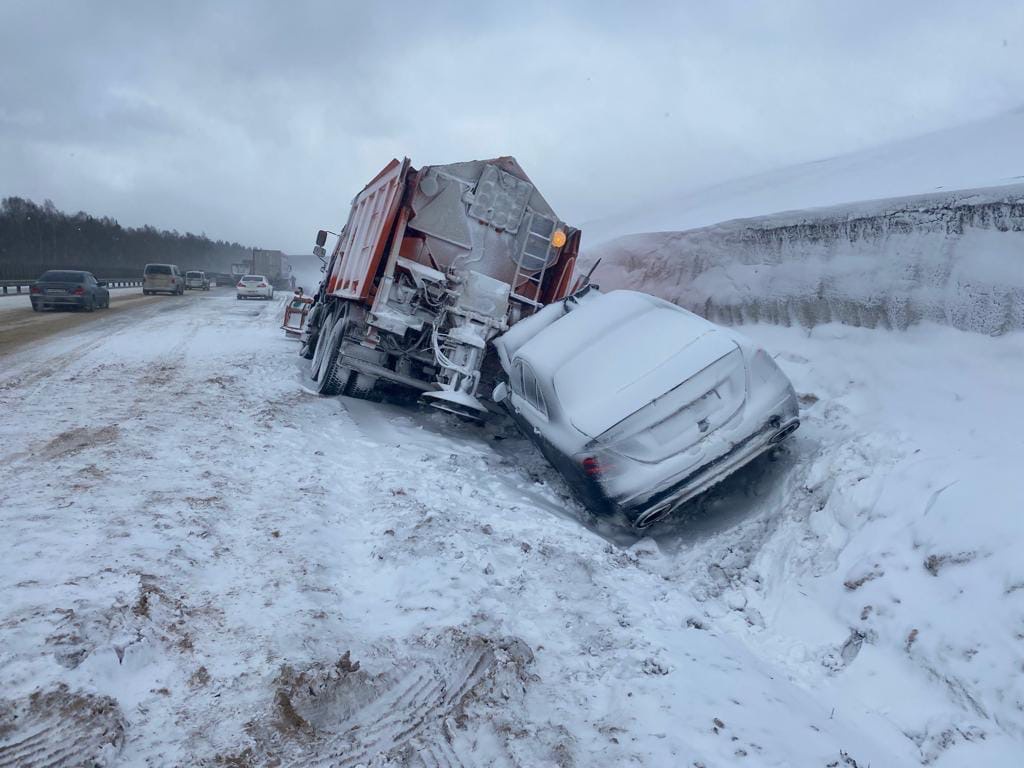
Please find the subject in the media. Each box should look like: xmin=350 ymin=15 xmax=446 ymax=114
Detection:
xmin=347 ymin=373 xmax=377 ymax=399
xmin=319 ymin=357 xmax=354 ymax=397
xmin=300 ymin=305 xmax=324 ymax=359
xmin=308 ymin=310 xmax=335 ymax=381
xmin=311 ymin=306 xmax=353 ymax=396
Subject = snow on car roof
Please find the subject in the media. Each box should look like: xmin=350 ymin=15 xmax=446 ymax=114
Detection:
xmin=514 ymin=290 xmax=737 ymax=436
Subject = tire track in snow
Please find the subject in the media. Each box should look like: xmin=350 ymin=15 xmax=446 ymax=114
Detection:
xmin=267 ymin=635 xmax=529 ymax=768
xmin=0 ymin=686 xmax=125 ymax=768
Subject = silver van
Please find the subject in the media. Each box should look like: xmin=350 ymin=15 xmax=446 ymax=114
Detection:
xmin=143 ymin=264 xmax=185 ymax=295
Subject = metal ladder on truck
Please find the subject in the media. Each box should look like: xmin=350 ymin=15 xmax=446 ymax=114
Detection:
xmin=508 ymin=213 xmax=558 ymax=315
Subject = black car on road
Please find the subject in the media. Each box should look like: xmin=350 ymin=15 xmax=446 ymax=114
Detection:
xmin=30 ymin=270 xmax=111 ymax=312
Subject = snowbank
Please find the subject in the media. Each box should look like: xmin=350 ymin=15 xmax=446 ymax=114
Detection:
xmin=586 ymin=183 xmax=1024 ymax=335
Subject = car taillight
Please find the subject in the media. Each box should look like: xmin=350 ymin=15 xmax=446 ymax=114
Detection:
xmin=237 ymin=282 xmax=245 ymax=288
xmin=72 ymin=287 xmax=85 ymax=295
xmin=582 ymin=456 xmax=604 ymax=477
xmin=30 ymin=285 xmax=41 ymax=294
xmin=258 ymin=283 xmax=267 ymax=288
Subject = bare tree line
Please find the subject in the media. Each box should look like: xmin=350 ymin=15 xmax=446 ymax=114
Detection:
xmin=0 ymin=197 xmax=257 ymax=280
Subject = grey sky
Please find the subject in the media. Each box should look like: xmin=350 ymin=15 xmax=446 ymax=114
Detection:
xmin=1 ymin=0 xmax=1023 ymax=252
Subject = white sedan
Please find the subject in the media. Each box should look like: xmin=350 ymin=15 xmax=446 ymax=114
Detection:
xmin=236 ymin=275 xmax=275 ymax=300
xmin=493 ymin=288 xmax=799 ymax=529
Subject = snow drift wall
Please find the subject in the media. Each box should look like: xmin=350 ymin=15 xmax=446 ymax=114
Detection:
xmin=585 ymin=184 xmax=1024 ymax=335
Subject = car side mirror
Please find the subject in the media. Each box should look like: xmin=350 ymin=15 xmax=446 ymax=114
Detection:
xmin=492 ymin=382 xmax=509 ymax=403
xmin=316 ymin=230 xmax=328 ymax=248
xmin=97 ymin=280 xmax=108 ymax=287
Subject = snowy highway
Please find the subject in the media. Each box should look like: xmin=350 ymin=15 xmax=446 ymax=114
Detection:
xmin=0 ymin=287 xmax=176 ymax=357
xmin=1 ymin=289 xmax=1023 ymax=766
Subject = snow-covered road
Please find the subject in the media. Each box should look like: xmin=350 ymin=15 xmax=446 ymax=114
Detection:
xmin=1 ymin=290 xmax=1022 ymax=766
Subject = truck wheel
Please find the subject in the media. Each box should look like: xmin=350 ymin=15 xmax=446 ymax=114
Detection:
xmin=320 ymin=358 xmax=354 ymax=396
xmin=309 ymin=310 xmax=335 ymax=380
xmin=346 ymin=373 xmax=377 ymax=399
xmin=312 ymin=307 xmax=353 ymax=396
xmin=299 ymin=305 xmax=323 ymax=359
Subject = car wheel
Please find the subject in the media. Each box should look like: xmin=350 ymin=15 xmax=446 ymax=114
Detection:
xmin=31 ymin=304 xmax=40 ymax=312
xmin=84 ymin=296 xmax=95 ymax=313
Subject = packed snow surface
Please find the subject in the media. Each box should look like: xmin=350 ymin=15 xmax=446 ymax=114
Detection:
xmin=1 ymin=291 xmax=1023 ymax=765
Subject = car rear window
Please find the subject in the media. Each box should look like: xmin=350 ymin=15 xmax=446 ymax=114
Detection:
xmin=242 ymin=275 xmax=262 ymax=281
xmin=38 ymin=271 xmax=86 ymax=282
xmin=145 ymin=265 xmax=172 ymax=275
xmin=186 ymin=271 xmax=202 ymax=278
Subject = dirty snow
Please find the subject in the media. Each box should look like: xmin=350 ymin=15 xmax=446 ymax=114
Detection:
xmin=1 ymin=290 xmax=1022 ymax=766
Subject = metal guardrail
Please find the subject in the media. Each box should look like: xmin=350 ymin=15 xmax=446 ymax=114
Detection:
xmin=1 ymin=278 xmax=144 ymax=295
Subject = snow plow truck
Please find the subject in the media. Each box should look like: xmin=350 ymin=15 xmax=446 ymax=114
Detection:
xmin=301 ymin=156 xmax=580 ymax=418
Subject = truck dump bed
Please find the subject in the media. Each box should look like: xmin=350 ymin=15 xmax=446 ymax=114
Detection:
xmin=324 ymin=157 xmax=579 ymax=311
xmin=306 ymin=155 xmax=580 ymax=416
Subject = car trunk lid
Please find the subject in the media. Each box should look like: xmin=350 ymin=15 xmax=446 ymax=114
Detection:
xmin=591 ymin=345 xmax=747 ymax=463
xmin=554 ymin=307 xmax=745 ymax=445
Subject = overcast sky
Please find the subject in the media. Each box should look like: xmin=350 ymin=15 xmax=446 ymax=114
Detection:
xmin=1 ymin=0 xmax=1023 ymax=252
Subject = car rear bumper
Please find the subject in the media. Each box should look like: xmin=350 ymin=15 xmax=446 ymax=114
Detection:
xmin=31 ymin=296 xmax=86 ymax=308
xmin=618 ymin=415 xmax=799 ymax=528
xmin=236 ymin=289 xmax=270 ymax=297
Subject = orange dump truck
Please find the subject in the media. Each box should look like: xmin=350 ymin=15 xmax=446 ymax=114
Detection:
xmin=301 ymin=156 xmax=580 ymax=417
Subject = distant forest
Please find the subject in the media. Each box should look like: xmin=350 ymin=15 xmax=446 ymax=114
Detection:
xmin=0 ymin=197 xmax=256 ymax=280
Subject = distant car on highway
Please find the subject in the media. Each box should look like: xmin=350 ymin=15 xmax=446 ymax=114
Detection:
xmin=493 ymin=288 xmax=800 ymax=529
xmin=185 ymin=270 xmax=210 ymax=291
xmin=30 ymin=270 xmax=110 ymax=312
xmin=236 ymin=274 xmax=274 ymax=300
xmin=143 ymin=263 xmax=185 ymax=295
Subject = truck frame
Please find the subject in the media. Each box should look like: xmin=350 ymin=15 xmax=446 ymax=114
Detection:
xmin=302 ymin=156 xmax=580 ymax=417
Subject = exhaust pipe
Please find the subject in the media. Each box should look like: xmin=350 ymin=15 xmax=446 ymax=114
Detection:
xmin=769 ymin=419 xmax=800 ymax=445
xmin=634 ymin=502 xmax=673 ymax=529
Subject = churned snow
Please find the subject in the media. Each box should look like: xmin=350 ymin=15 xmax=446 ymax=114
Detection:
xmin=1 ymin=288 xmax=1022 ymax=765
